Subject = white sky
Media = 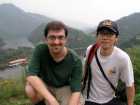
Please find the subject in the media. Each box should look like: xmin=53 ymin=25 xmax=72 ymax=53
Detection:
xmin=0 ymin=0 xmax=140 ymax=26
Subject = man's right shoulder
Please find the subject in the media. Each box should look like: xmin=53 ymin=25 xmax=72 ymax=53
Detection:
xmin=35 ymin=43 xmax=47 ymax=48
xmin=34 ymin=43 xmax=48 ymax=51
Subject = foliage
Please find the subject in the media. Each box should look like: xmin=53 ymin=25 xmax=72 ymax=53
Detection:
xmin=0 ymin=71 xmax=31 ymax=105
xmin=120 ymin=35 xmax=140 ymax=49
xmin=67 ymin=28 xmax=95 ymax=48
xmin=117 ymin=13 xmax=140 ymax=45
xmin=0 ymin=47 xmax=140 ymax=105
xmin=28 ymin=23 xmax=95 ymax=49
xmin=125 ymin=47 xmax=140 ymax=105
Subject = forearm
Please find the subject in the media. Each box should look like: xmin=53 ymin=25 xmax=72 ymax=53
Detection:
xmin=26 ymin=75 xmax=57 ymax=103
xmin=127 ymin=83 xmax=135 ymax=105
xmin=68 ymin=92 xmax=81 ymax=105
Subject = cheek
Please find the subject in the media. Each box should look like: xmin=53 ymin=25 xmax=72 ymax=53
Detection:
xmin=111 ymin=37 xmax=117 ymax=42
xmin=96 ymin=37 xmax=102 ymax=43
xmin=109 ymin=39 xmax=117 ymax=45
xmin=45 ymin=40 xmax=51 ymax=45
xmin=49 ymin=41 xmax=66 ymax=46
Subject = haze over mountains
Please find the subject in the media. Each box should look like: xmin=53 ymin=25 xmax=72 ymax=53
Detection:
xmin=0 ymin=3 xmax=52 ymax=48
xmin=0 ymin=4 xmax=52 ymax=39
xmin=0 ymin=3 xmax=140 ymax=49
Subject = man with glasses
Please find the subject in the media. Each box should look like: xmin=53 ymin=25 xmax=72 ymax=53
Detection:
xmin=25 ymin=21 xmax=82 ymax=105
xmin=83 ymin=19 xmax=135 ymax=105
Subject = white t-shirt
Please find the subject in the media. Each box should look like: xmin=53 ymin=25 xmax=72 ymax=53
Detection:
xmin=85 ymin=45 xmax=134 ymax=104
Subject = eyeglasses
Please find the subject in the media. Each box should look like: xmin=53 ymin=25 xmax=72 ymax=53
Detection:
xmin=47 ymin=35 xmax=66 ymax=41
xmin=99 ymin=33 xmax=115 ymax=37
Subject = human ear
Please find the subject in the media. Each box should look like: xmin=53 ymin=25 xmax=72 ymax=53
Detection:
xmin=114 ymin=38 xmax=118 ymax=45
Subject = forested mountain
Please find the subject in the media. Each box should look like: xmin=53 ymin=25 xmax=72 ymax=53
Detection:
xmin=89 ymin=13 xmax=140 ymax=48
xmin=0 ymin=3 xmax=140 ymax=49
xmin=116 ymin=13 xmax=140 ymax=47
xmin=0 ymin=3 xmax=140 ymax=105
xmin=28 ymin=23 xmax=95 ymax=49
xmin=0 ymin=3 xmax=94 ymax=49
xmin=0 ymin=3 xmax=52 ymax=39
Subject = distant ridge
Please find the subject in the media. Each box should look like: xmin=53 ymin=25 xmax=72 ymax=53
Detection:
xmin=0 ymin=3 xmax=140 ymax=49
xmin=116 ymin=13 xmax=140 ymax=47
xmin=0 ymin=3 xmax=94 ymax=49
xmin=0 ymin=3 xmax=52 ymax=48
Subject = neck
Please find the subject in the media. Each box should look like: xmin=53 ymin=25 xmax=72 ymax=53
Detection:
xmin=51 ymin=47 xmax=67 ymax=62
xmin=100 ymin=46 xmax=114 ymax=56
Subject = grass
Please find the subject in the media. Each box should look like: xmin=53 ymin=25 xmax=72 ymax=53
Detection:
xmin=0 ymin=79 xmax=140 ymax=105
xmin=0 ymin=47 xmax=140 ymax=105
xmin=0 ymin=70 xmax=31 ymax=105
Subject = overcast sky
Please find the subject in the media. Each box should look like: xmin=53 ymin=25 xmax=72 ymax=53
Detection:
xmin=0 ymin=0 xmax=140 ymax=26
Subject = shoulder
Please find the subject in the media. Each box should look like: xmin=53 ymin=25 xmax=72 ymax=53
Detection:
xmin=86 ymin=44 xmax=95 ymax=57
xmin=87 ymin=44 xmax=93 ymax=51
xmin=34 ymin=43 xmax=48 ymax=52
xmin=114 ymin=46 xmax=131 ymax=61
xmin=35 ymin=43 xmax=48 ymax=49
xmin=68 ymin=48 xmax=81 ymax=62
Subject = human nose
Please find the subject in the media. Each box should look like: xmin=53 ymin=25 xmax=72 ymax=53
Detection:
xmin=101 ymin=35 xmax=108 ymax=39
xmin=53 ymin=38 xmax=60 ymax=44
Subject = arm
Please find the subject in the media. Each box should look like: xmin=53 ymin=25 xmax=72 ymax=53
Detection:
xmin=27 ymin=45 xmax=59 ymax=105
xmin=68 ymin=92 xmax=81 ymax=105
xmin=126 ymin=83 xmax=135 ymax=105
xmin=26 ymin=75 xmax=60 ymax=105
xmin=119 ymin=54 xmax=135 ymax=105
xmin=69 ymin=57 xmax=82 ymax=105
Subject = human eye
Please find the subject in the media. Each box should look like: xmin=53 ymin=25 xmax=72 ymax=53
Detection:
xmin=58 ymin=36 xmax=65 ymax=40
xmin=47 ymin=35 xmax=56 ymax=40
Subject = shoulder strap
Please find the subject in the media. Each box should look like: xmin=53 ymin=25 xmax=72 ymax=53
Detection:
xmin=87 ymin=43 xmax=99 ymax=64
xmin=82 ymin=43 xmax=99 ymax=82
xmin=95 ymin=50 xmax=116 ymax=91
xmin=82 ymin=43 xmax=99 ymax=80
xmin=82 ymin=43 xmax=99 ymax=98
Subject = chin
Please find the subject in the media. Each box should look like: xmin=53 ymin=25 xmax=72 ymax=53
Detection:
xmin=102 ymin=45 xmax=112 ymax=48
xmin=50 ymin=46 xmax=64 ymax=53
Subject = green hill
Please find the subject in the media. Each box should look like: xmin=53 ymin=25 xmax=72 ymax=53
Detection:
xmin=0 ymin=3 xmax=52 ymax=39
xmin=116 ymin=13 xmax=140 ymax=47
xmin=1 ymin=3 xmax=140 ymax=49
xmin=28 ymin=23 xmax=95 ymax=49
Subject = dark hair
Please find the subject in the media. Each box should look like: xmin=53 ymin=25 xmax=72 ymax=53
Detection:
xmin=44 ymin=21 xmax=68 ymax=37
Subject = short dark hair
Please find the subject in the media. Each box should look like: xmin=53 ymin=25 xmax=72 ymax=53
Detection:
xmin=44 ymin=21 xmax=68 ymax=37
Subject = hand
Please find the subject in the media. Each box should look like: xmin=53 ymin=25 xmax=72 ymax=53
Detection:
xmin=47 ymin=98 xmax=60 ymax=105
xmin=68 ymin=92 xmax=81 ymax=105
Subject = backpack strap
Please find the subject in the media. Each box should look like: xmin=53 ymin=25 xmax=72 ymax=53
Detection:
xmin=82 ymin=43 xmax=100 ymax=98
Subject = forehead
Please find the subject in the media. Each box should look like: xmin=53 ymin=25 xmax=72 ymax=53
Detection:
xmin=48 ymin=29 xmax=65 ymax=36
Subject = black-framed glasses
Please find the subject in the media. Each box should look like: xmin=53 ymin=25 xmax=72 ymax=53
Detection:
xmin=47 ymin=35 xmax=66 ymax=41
